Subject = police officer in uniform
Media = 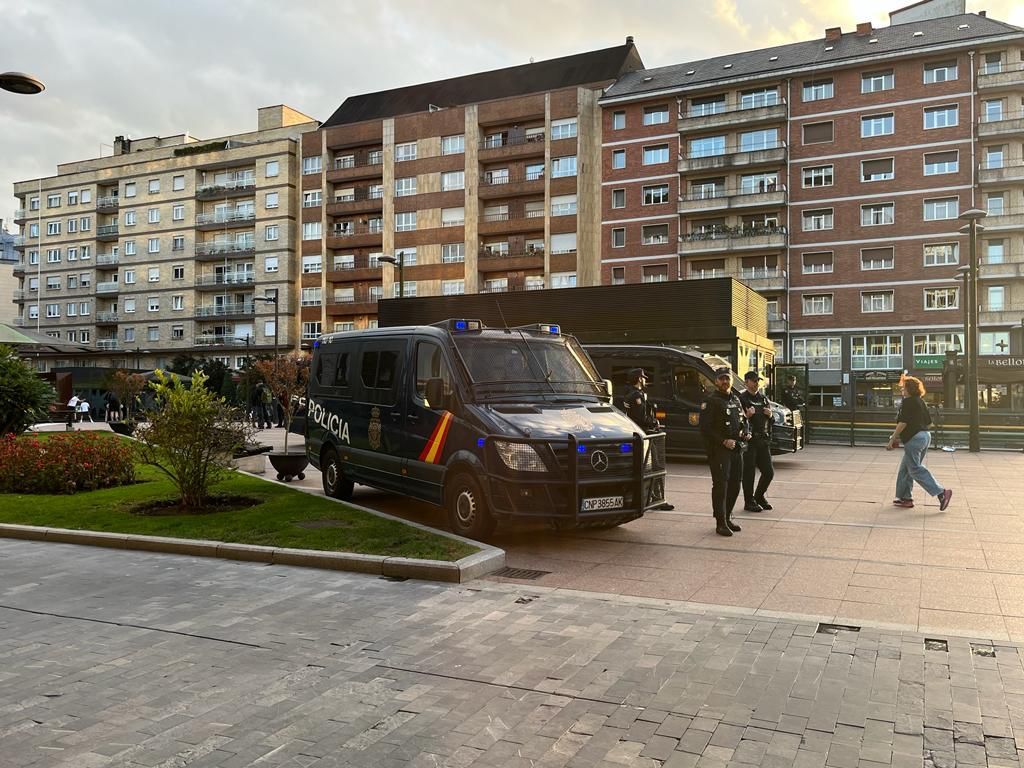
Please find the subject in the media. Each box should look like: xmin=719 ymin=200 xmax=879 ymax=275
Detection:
xmin=622 ymin=368 xmax=674 ymax=511
xmin=739 ymin=371 xmax=775 ymax=512
xmin=781 ymin=374 xmax=805 ymax=416
xmin=699 ymin=367 xmax=749 ymax=536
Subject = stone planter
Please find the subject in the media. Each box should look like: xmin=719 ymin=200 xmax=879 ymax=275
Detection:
xmin=268 ymin=452 xmax=308 ymax=482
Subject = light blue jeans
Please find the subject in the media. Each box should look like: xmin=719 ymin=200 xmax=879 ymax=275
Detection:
xmin=895 ymin=431 xmax=944 ymax=500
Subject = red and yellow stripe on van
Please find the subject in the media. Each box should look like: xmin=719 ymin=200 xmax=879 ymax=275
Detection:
xmin=418 ymin=411 xmax=453 ymax=464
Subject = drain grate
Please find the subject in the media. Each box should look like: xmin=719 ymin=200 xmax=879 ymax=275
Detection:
xmin=925 ymin=638 xmax=949 ymax=652
xmin=816 ymin=622 xmax=861 ymax=635
xmin=971 ymin=643 xmax=996 ymax=658
xmin=494 ymin=567 xmax=551 ymax=580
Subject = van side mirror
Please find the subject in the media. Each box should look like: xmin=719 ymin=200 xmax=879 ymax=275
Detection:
xmin=425 ymin=377 xmax=445 ymax=410
xmin=603 ymin=379 xmax=613 ymax=400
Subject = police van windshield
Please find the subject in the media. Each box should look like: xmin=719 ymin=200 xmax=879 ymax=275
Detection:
xmin=453 ymin=332 xmax=604 ymax=399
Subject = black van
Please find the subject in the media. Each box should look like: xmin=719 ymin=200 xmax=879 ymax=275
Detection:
xmin=585 ymin=344 xmax=804 ymax=458
xmin=305 ymin=320 xmax=668 ymax=538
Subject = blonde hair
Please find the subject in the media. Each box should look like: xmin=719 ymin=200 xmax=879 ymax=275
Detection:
xmin=901 ymin=375 xmax=925 ymax=397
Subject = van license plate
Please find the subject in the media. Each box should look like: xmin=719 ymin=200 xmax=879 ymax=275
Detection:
xmin=581 ymin=496 xmax=623 ymax=512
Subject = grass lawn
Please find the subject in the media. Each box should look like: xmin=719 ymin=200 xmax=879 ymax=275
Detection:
xmin=0 ymin=435 xmax=477 ymax=561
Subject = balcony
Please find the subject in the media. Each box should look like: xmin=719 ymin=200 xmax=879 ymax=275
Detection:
xmin=194 ymin=302 xmax=255 ymax=318
xmin=96 ymin=281 xmax=120 ymax=294
xmin=478 ymin=132 xmax=546 ymax=161
xmin=980 ymin=302 xmax=1024 ymax=325
xmin=96 ymin=312 xmax=120 ymax=324
xmin=13 ymin=289 xmax=25 ymax=301
xmin=13 ymin=235 xmax=26 ymax=248
xmin=326 ymin=289 xmax=380 ymax=316
xmin=195 ymin=334 xmax=250 ymax=347
xmin=978 ymin=163 xmax=1024 ymax=185
xmin=981 ymin=259 xmax=1024 ymax=279
xmin=477 ymin=246 xmax=546 ymax=273
xmin=326 ymin=155 xmax=383 ymax=182
xmin=13 ymin=208 xmax=27 ymax=221
xmin=196 ymin=178 xmax=256 ymax=200
xmin=196 ymin=210 xmax=256 ymax=230
xmin=678 ymin=99 xmax=787 ymax=133
xmin=678 ymin=143 xmax=787 ymax=174
xmin=96 ymin=339 xmax=120 ymax=351
xmin=478 ymin=171 xmax=545 ymax=200
xmin=478 ymin=210 xmax=546 ymax=237
xmin=984 ymin=208 xmax=1024 ymax=232
xmin=194 ymin=241 xmax=256 ymax=261
xmin=326 ymin=187 xmax=384 ymax=216
xmin=679 ymin=225 xmax=788 ymax=255
xmin=678 ymin=185 xmax=786 ymax=214
xmin=979 ymin=111 xmax=1024 ymax=138
xmin=768 ymin=315 xmax=788 ymax=334
xmin=12 ymin=261 xmax=25 ymax=275
xmin=326 ymin=223 xmax=383 ymax=249
xmin=96 ymin=224 xmax=119 ymax=241
xmin=96 ymin=252 xmax=119 ymax=266
xmin=13 ymin=317 xmax=25 ymax=326
xmin=195 ymin=273 xmax=256 ymax=289
xmin=683 ymin=268 xmax=786 ymax=293
xmin=978 ymin=62 xmax=1024 ymax=90
xmin=96 ymin=195 xmax=119 ymax=212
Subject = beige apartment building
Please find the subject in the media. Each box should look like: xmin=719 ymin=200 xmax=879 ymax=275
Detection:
xmin=11 ymin=105 xmax=317 ymax=371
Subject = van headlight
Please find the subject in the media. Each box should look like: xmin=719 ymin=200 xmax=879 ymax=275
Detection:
xmin=772 ymin=408 xmax=786 ymax=425
xmin=493 ymin=440 xmax=547 ymax=472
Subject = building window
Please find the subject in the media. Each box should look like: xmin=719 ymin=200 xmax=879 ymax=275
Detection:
xmin=981 ymin=332 xmax=1010 ymax=355
xmin=550 ymin=195 xmax=577 ymax=216
xmin=172 ymin=204 xmax=184 ymax=221
xmin=986 ymin=240 xmax=1004 ymax=264
xmin=551 ymin=117 xmax=578 ymax=138
xmin=612 ymin=150 xmax=625 ymax=169
xmin=642 ymin=145 xmax=670 ymax=165
xmin=923 ymin=150 xmax=958 ymax=176
xmin=642 ymin=184 xmax=670 ymax=205
xmin=986 ymin=146 xmax=1005 ymax=170
xmin=987 ymin=193 xmax=1005 ymax=216
xmin=802 ymin=78 xmax=834 ymax=102
xmin=441 ymin=134 xmax=465 ymax=155
xmin=172 ymin=175 xmax=185 ymax=191
xmin=266 ymin=160 xmax=279 ymax=177
xmin=46 ymin=276 xmax=61 ymax=290
xmin=862 ymin=291 xmax=894 ymax=313
xmin=172 ymin=295 xmax=184 ymax=311
xmin=861 ymin=158 xmax=894 ymax=181
xmin=301 ymin=287 xmax=322 ymax=307
xmin=47 ymin=193 xmax=61 ymax=208
xmin=802 ymin=121 xmax=834 ymax=144
xmin=124 ymin=327 xmax=135 ymax=342
xmin=442 ymin=279 xmax=465 ymax=295
xmin=642 ymin=106 xmax=669 ymax=125
xmin=924 ymin=104 xmax=958 ymax=129
xmin=148 ymin=297 xmax=159 ymax=312
xmin=45 ymin=304 xmax=60 ymax=318
xmin=861 ymin=247 xmax=894 ymax=270
xmin=802 ymin=208 xmax=833 ymax=231
xmin=148 ymin=266 xmax=160 ymax=282
xmin=612 ymin=227 xmax=625 ymax=248
xmin=395 ymin=177 xmax=417 ymax=197
xmin=173 ymin=265 xmax=185 ymax=280
xmin=395 ymin=212 xmax=417 ymax=232
xmin=148 ymin=179 xmax=160 ymax=194
xmin=641 ymin=224 xmax=669 ymax=245
xmin=861 ymin=203 xmax=894 ymax=226
xmin=739 ymin=129 xmax=777 ymax=152
xmin=148 ymin=238 xmax=160 ymax=253
xmin=172 ymin=326 xmax=185 ymax=340
xmin=852 ymin=335 xmax=902 ymax=369
xmin=914 ymin=333 xmax=963 ymax=354
xmin=124 ymin=210 xmax=136 ymax=226
xmin=302 ymin=156 xmax=321 ymax=174
xmin=984 ymin=99 xmax=1004 ymax=122
xmin=740 ymin=87 xmax=779 ymax=109
xmin=146 ymin=326 xmax=158 ymax=342
xmin=551 ymin=272 xmax=576 ymax=289
xmin=792 ymin=337 xmax=841 ymax=369
xmin=612 ymin=111 xmax=625 ymax=130
xmin=265 ymin=192 xmax=279 ymax=209
xmin=924 ymin=287 xmax=959 ymax=310
xmin=802 ymin=294 xmax=833 ymax=315
xmin=986 ymin=286 xmax=1005 ymax=312
xmin=302 ymin=255 xmax=323 ymax=274
xmin=302 ymin=222 xmax=321 ymax=240
xmin=642 ymin=264 xmax=669 ymax=283
xmin=802 ymin=165 xmax=833 ymax=188
xmin=124 ymin=270 xmax=136 ymax=285
xmin=148 ymin=208 xmax=160 ymax=224
xmin=441 ymin=243 xmax=465 ymax=263
xmin=861 ymin=113 xmax=894 ymax=137
xmin=46 ymin=249 xmax=61 ymax=263
xmin=395 ymin=142 xmax=417 ymax=162
xmin=265 ymin=255 xmax=279 ymax=272
xmin=441 ymin=171 xmax=464 ymax=191
xmin=80 ymin=217 xmax=90 ymax=231
xmin=67 ymin=218 xmax=78 ymax=233
xmin=861 ymin=70 xmax=894 ymax=93
xmin=124 ymin=182 xmax=136 ymax=198
xmin=924 ymin=197 xmax=959 ymax=220
xmin=690 ymin=136 xmax=725 ymax=158
xmin=265 ymin=225 xmax=279 ymax=241
xmin=919 ymin=243 xmax=958 ymax=268
xmin=612 ymin=189 xmax=625 ymax=208
xmin=552 ymin=155 xmax=577 ymax=177
xmin=47 ymin=221 xmax=61 ymax=236
xmin=612 ymin=267 xmax=625 ymax=285
xmin=802 ymin=251 xmax=833 ymax=274
xmin=924 ymin=61 xmax=958 ymax=83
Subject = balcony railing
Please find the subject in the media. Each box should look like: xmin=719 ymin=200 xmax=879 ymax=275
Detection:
xmin=333 ymin=154 xmax=383 ymax=170
xmin=682 ymin=225 xmax=787 ymax=242
xmin=196 ymin=178 xmax=256 ymax=197
xmin=195 ymin=241 xmax=255 ymax=257
xmin=13 ymin=235 xmax=26 ymax=246
xmin=13 ymin=208 xmax=27 ymax=219
xmin=96 ymin=281 xmax=120 ymax=294
xmin=679 ymin=143 xmax=787 ymax=172
xmin=983 ymin=206 xmax=1024 ymax=229
xmin=96 ymin=312 xmax=119 ymax=323
xmin=13 ymin=289 xmax=25 ymax=300
xmin=195 ymin=302 xmax=255 ymax=317
xmin=12 ymin=261 xmax=26 ymax=273
xmin=96 ymin=224 xmax=119 ymax=238
xmin=196 ymin=211 xmax=256 ymax=226
xmin=681 ymin=97 xmax=785 ymax=119
xmin=681 ymin=183 xmax=785 ymax=201
xmin=13 ymin=317 xmax=25 ymax=326
xmin=480 ymin=171 xmax=545 ymax=186
xmin=96 ymin=195 xmax=119 ymax=210
xmin=96 ymin=253 xmax=119 ymax=266
xmin=978 ymin=61 xmax=1024 ymax=87
xmin=328 ymin=290 xmax=380 ymax=306
xmin=330 ymin=223 xmax=384 ymax=237
xmin=478 ymin=246 xmax=545 ymax=259
xmin=333 ymin=187 xmax=384 ymax=203
xmin=96 ymin=339 xmax=120 ymax=350
xmin=195 ymin=334 xmax=250 ymax=347
xmin=195 ymin=273 xmax=256 ymax=287
xmin=481 ymin=133 xmax=546 ymax=149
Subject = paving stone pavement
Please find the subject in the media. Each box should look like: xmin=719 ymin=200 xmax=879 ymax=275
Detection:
xmin=5 ymin=541 xmax=1024 ymax=767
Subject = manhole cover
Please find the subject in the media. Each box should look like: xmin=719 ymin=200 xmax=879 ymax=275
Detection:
xmin=494 ymin=567 xmax=551 ymax=580
xmin=816 ymin=622 xmax=861 ymax=635
xmin=925 ymin=639 xmax=949 ymax=652
xmin=970 ymin=643 xmax=996 ymax=658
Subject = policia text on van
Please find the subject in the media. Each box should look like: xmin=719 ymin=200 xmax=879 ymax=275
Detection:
xmin=305 ymin=320 xmax=668 ymax=538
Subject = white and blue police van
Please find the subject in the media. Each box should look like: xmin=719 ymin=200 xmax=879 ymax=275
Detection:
xmin=304 ymin=319 xmax=668 ymax=538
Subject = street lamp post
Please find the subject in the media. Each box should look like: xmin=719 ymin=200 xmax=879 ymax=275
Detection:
xmin=958 ymin=208 xmax=987 ymax=453
xmin=253 ymin=292 xmax=279 ymax=359
xmin=379 ymin=252 xmax=405 ymax=298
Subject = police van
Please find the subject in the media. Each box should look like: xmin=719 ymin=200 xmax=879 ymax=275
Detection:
xmin=585 ymin=344 xmax=804 ymax=457
xmin=305 ymin=320 xmax=668 ymax=538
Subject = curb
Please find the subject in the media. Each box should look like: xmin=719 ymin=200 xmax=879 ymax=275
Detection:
xmin=0 ymin=522 xmax=504 ymax=583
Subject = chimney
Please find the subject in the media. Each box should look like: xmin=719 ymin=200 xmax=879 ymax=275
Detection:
xmin=855 ymin=21 xmax=873 ymax=36
xmin=113 ymin=135 xmax=132 ymax=155
xmin=626 ymin=35 xmax=634 ymax=45
xmin=979 ymin=9 xmax=986 ymax=16
xmin=825 ymin=27 xmax=842 ymax=41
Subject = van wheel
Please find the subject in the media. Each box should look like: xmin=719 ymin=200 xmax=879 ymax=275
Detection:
xmin=321 ymin=449 xmax=354 ymax=500
xmin=446 ymin=472 xmax=495 ymax=539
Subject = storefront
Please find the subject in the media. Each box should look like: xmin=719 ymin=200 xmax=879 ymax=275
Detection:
xmin=943 ymin=355 xmax=1024 ymax=412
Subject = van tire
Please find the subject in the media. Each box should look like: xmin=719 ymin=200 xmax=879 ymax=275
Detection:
xmin=445 ymin=471 xmax=495 ymax=539
xmin=321 ymin=448 xmax=354 ymax=500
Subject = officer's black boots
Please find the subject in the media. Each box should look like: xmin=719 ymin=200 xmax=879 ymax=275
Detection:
xmin=743 ymin=502 xmax=763 ymax=513
xmin=755 ymin=497 xmax=773 ymax=510
xmin=715 ymin=512 xmax=732 ymax=537
xmin=726 ymin=512 xmax=741 ymax=532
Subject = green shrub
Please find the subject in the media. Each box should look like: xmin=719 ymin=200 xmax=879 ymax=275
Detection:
xmin=0 ymin=345 xmax=55 ymax=435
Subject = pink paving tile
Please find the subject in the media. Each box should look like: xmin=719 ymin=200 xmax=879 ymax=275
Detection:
xmin=919 ymin=609 xmax=1008 ymax=639
xmin=836 ymin=601 xmax=920 ymax=628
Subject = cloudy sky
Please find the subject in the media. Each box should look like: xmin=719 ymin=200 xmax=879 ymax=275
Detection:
xmin=1 ymin=0 xmax=1021 ymax=226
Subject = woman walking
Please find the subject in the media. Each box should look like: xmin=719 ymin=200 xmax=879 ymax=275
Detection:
xmin=887 ymin=376 xmax=953 ymax=510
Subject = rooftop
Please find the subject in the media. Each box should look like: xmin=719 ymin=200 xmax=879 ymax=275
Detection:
xmin=602 ymin=13 xmax=1023 ymax=101
xmin=323 ymin=42 xmax=644 ymax=127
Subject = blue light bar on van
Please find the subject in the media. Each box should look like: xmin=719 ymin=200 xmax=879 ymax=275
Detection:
xmin=450 ymin=319 xmax=482 ymax=332
xmin=539 ymin=324 xmax=560 ymax=335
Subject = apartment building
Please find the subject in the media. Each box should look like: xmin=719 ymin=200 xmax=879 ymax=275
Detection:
xmin=598 ymin=1 xmax=1024 ymax=409
xmin=298 ymin=42 xmax=643 ymax=339
xmin=0 ymin=224 xmax=16 ymax=324
xmin=11 ymin=105 xmax=317 ymax=371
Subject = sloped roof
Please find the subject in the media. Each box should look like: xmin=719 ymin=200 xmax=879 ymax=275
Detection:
xmin=602 ymin=13 xmax=1023 ymax=101
xmin=324 ymin=43 xmax=644 ymax=127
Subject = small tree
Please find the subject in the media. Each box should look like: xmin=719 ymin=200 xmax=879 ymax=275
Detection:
xmin=253 ymin=353 xmax=310 ymax=454
xmin=108 ymin=370 xmax=147 ymax=422
xmin=0 ymin=345 xmax=55 ymax=435
xmin=139 ymin=370 xmax=254 ymax=510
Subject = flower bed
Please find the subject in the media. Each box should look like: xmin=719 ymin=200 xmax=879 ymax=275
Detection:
xmin=0 ymin=432 xmax=136 ymax=494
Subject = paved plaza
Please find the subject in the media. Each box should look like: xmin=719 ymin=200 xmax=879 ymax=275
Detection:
xmin=4 ymin=539 xmax=1024 ymax=768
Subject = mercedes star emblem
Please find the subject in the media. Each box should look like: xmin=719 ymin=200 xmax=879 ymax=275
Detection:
xmin=591 ymin=450 xmax=609 ymax=472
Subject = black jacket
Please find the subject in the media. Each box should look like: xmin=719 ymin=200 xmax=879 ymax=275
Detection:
xmin=623 ymin=384 xmax=659 ymax=432
xmin=700 ymin=389 xmax=749 ymax=448
xmin=739 ymin=389 xmax=772 ymax=438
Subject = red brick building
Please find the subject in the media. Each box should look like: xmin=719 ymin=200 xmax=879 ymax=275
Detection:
xmin=599 ymin=2 xmax=1024 ymax=409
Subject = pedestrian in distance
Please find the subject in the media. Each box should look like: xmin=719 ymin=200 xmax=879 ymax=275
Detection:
xmin=103 ymin=390 xmax=121 ymax=422
xmin=887 ymin=375 xmax=953 ymax=511
xmin=780 ymin=374 xmax=805 ymax=415
xmin=257 ymin=382 xmax=273 ymax=430
xmin=621 ymin=368 xmax=674 ymax=511
xmin=67 ymin=392 xmax=81 ymax=423
xmin=78 ymin=397 xmax=93 ymax=423
xmin=739 ymin=370 xmax=775 ymax=512
xmin=699 ymin=367 xmax=750 ymax=537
